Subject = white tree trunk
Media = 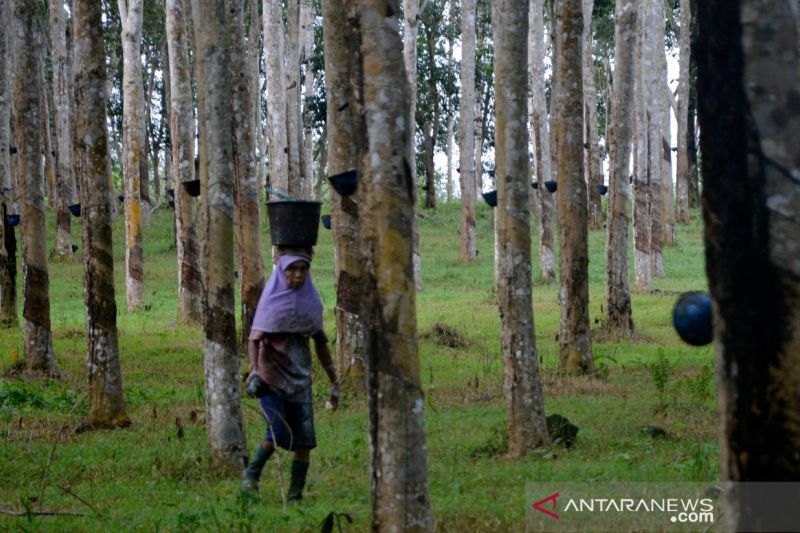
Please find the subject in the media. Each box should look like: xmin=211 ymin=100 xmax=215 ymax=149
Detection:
xmin=264 ymin=0 xmax=289 ymax=195
xmin=529 ymin=0 xmax=555 ymax=282
xmin=403 ymin=0 xmax=423 ymax=290
xmin=50 ymin=0 xmax=76 ymax=256
xmin=645 ymin=0 xmax=664 ymax=278
xmin=582 ymin=0 xmax=603 ymax=231
xmin=675 ymin=0 xmax=691 ymax=224
xmin=301 ymin=0 xmax=315 ymax=199
xmin=632 ymin=0 xmax=652 ymax=292
xmin=285 ymin=0 xmax=304 ymax=197
xmin=459 ymin=0 xmax=478 ymax=262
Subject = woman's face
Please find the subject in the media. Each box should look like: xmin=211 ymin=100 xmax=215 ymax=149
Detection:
xmin=284 ymin=260 xmax=310 ymax=289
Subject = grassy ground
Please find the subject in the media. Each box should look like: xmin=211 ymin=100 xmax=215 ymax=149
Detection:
xmin=0 ymin=201 xmax=718 ymax=532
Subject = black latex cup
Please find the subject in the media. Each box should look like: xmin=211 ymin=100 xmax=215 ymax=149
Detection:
xmin=328 ymin=169 xmax=357 ymax=197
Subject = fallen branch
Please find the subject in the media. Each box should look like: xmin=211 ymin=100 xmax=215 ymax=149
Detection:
xmin=0 ymin=506 xmax=85 ymax=517
xmin=58 ymin=485 xmax=102 ymax=517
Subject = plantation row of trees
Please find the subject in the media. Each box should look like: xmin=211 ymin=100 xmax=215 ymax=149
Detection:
xmin=1 ymin=0 xmax=798 ymax=530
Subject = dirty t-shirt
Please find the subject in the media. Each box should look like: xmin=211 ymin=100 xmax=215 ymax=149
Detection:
xmin=253 ymin=332 xmax=314 ymax=403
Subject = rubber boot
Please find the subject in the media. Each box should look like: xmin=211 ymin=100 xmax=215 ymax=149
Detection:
xmin=241 ymin=444 xmax=273 ymax=493
xmin=287 ymin=460 xmax=309 ymax=501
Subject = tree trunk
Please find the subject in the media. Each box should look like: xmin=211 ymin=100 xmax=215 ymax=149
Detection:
xmin=632 ymin=2 xmax=652 ymax=292
xmin=530 ymin=0 xmax=555 ymax=282
xmin=285 ymin=0 xmax=305 ymax=197
xmin=0 ymin=0 xmax=17 ymax=328
xmin=51 ymin=0 xmax=77 ymax=257
xmin=696 ymin=2 xmax=800 ymax=529
xmin=656 ymin=14 xmax=675 ymax=250
xmin=674 ymin=0 xmax=691 ymax=224
xmin=192 ymin=0 xmax=247 ymax=475
xmin=264 ymin=0 xmax=289 ymax=195
xmin=494 ymin=0 xmax=550 ymax=457
xmin=323 ymin=0 xmax=366 ymax=390
xmin=227 ymin=0 xmax=265 ymax=352
xmin=301 ymin=0 xmax=316 ymax=199
xmin=555 ymin=0 xmax=593 ymax=375
xmin=357 ymin=1 xmax=432 ymax=529
xmin=118 ymin=0 xmax=146 ymax=311
xmin=445 ymin=113 xmax=454 ymax=203
xmin=582 ymin=0 xmax=603 ymax=231
xmin=166 ymin=0 xmax=202 ymax=324
xmin=687 ymin=0 xmax=700 ymax=210
xmin=604 ymin=0 xmax=636 ymax=336
xmin=645 ymin=0 xmax=664 ymax=278
xmin=40 ymin=62 xmax=57 ymax=214
xmin=74 ymin=0 xmax=130 ymax=428
xmin=13 ymin=0 xmax=59 ymax=376
xmin=459 ymin=0 xmax=478 ymax=263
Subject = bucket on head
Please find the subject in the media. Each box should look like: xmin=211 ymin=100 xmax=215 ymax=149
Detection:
xmin=266 ymin=200 xmax=322 ymax=247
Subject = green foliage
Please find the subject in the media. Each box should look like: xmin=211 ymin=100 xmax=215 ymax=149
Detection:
xmin=0 ymin=207 xmax=718 ymax=530
xmin=649 ymin=349 xmax=677 ymax=407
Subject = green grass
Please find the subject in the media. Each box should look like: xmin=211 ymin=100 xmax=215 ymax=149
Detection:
xmin=0 ymin=202 xmax=717 ymax=531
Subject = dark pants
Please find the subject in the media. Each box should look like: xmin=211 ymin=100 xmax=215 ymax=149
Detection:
xmin=259 ymin=393 xmax=317 ymax=451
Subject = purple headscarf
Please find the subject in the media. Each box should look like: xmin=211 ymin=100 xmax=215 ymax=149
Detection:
xmin=250 ymin=255 xmax=323 ymax=335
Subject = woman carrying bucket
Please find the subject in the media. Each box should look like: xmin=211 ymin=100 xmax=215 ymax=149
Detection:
xmin=241 ymin=248 xmax=340 ymax=500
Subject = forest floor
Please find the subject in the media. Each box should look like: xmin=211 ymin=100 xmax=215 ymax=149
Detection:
xmin=0 ymin=201 xmax=718 ymax=532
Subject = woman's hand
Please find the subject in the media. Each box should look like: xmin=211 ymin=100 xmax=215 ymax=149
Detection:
xmin=325 ymin=382 xmax=340 ymax=411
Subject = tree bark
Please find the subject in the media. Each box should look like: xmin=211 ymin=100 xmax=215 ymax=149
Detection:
xmin=687 ymin=0 xmax=700 ymax=210
xmin=696 ymin=2 xmax=800 ymax=529
xmin=264 ymin=0 xmax=289 ymax=195
xmin=529 ymin=0 xmax=555 ymax=282
xmin=74 ymin=0 xmax=130 ymax=428
xmin=645 ymin=0 xmax=664 ymax=277
xmin=604 ymin=0 xmax=636 ymax=336
xmin=13 ymin=0 xmax=59 ymax=376
xmin=166 ymin=0 xmax=202 ymax=324
xmin=459 ymin=0 xmax=478 ymax=263
xmin=226 ymin=0 xmax=265 ymax=352
xmin=0 ymin=0 xmax=17 ymax=327
xmin=494 ymin=0 xmax=550 ymax=457
xmin=323 ymin=0 xmax=366 ymax=390
xmin=118 ymin=0 xmax=146 ymax=311
xmin=51 ymin=0 xmax=77 ymax=257
xmin=582 ymin=0 xmax=603 ymax=231
xmin=675 ymin=0 xmax=691 ymax=224
xmin=555 ymin=0 xmax=593 ymax=374
xmin=192 ymin=0 xmax=247 ymax=475
xmin=301 ymin=0 xmax=316 ymax=200
xmin=357 ymin=1 xmax=432 ymax=529
xmin=656 ymin=10 xmax=675 ymax=250
xmin=632 ymin=1 xmax=652 ymax=292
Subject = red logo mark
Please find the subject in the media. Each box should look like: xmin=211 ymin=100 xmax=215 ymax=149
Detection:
xmin=532 ymin=492 xmax=560 ymax=520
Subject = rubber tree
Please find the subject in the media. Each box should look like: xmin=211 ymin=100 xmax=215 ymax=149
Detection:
xmin=50 ymin=0 xmax=77 ymax=257
xmin=323 ymin=0 xmax=366 ymax=389
xmin=12 ymin=0 xmax=59 ymax=376
xmin=226 ymin=0 xmax=265 ymax=350
xmin=697 ymin=1 xmax=800 ymax=530
xmin=118 ymin=0 xmax=147 ymax=311
xmin=74 ymin=0 xmax=130 ymax=428
xmin=165 ymin=0 xmax=202 ymax=323
xmin=192 ymin=0 xmax=246 ymax=474
xmin=0 ymin=0 xmax=17 ymax=328
xmin=459 ymin=0 xmax=478 ymax=263
xmin=604 ymin=0 xmax=636 ymax=336
xmin=555 ymin=0 xmax=594 ymax=374
xmin=356 ymin=0 xmax=432 ymax=528
xmin=674 ymin=0 xmax=692 ymax=224
xmin=494 ymin=0 xmax=550 ymax=456
xmin=529 ymin=0 xmax=555 ymax=282
xmin=263 ymin=0 xmax=289 ymax=195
